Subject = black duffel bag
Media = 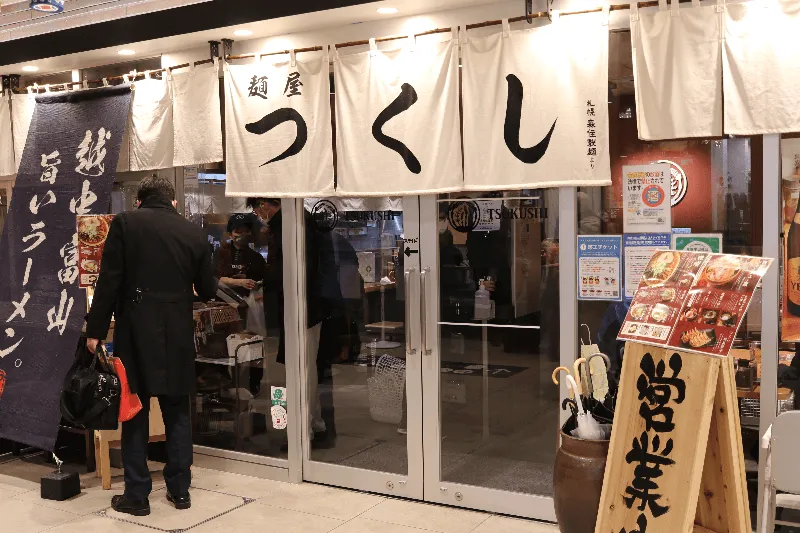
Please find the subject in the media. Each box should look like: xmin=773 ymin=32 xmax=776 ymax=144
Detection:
xmin=60 ymin=337 xmax=121 ymax=430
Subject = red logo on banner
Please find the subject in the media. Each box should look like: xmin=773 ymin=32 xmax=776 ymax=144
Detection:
xmin=0 ymin=370 xmax=7 ymax=400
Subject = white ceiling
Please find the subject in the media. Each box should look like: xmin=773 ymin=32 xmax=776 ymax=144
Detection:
xmin=0 ymin=0 xmax=211 ymax=40
xmin=0 ymin=0 xmax=510 ymax=76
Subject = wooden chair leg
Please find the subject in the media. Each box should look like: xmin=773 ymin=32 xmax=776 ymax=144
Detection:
xmin=94 ymin=434 xmax=102 ymax=479
xmin=85 ymin=430 xmax=96 ymax=473
xmin=98 ymin=435 xmax=111 ymax=490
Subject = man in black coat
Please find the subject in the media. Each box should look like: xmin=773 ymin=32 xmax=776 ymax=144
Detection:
xmin=85 ymin=176 xmax=217 ymax=516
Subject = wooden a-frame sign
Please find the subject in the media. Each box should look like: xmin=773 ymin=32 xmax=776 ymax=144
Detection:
xmin=595 ymin=342 xmax=751 ymax=533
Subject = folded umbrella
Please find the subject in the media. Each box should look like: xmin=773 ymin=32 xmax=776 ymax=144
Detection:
xmin=564 ymin=375 xmax=605 ymax=440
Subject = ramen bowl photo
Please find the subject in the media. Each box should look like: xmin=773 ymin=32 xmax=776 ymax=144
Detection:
xmin=643 ymin=251 xmax=680 ymax=286
xmin=704 ymin=256 xmax=742 ymax=286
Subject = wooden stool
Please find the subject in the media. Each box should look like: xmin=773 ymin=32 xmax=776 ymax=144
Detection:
xmin=94 ymin=398 xmax=166 ymax=490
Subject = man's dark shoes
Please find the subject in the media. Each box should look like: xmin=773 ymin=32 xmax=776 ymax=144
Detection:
xmin=167 ymin=491 xmax=192 ymax=510
xmin=111 ymin=494 xmax=150 ymax=516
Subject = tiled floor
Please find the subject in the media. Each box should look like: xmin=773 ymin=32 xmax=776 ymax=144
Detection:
xmin=1 ymin=455 xmax=558 ymax=533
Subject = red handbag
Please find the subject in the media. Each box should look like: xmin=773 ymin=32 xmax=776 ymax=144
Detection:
xmin=110 ymin=356 xmax=143 ymax=422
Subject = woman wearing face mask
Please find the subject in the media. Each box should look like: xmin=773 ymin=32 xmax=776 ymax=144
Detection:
xmin=214 ymin=213 xmax=266 ymax=296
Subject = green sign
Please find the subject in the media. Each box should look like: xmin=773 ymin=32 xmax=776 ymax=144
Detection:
xmin=270 ymin=386 xmax=288 ymax=430
xmin=672 ymin=233 xmax=723 ymax=253
xmin=271 ymin=386 xmax=287 ymax=409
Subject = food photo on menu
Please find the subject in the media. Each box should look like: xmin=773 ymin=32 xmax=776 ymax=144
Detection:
xmin=618 ymin=250 xmax=772 ymax=356
xmin=77 ymin=215 xmax=114 ymax=288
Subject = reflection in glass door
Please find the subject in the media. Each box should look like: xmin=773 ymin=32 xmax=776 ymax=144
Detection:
xmin=420 ymin=191 xmax=561 ymax=519
xmin=300 ymin=197 xmax=423 ymax=498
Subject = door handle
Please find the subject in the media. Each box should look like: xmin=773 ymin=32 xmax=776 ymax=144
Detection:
xmin=404 ymin=268 xmax=417 ymax=356
xmin=420 ymin=268 xmax=432 ymax=356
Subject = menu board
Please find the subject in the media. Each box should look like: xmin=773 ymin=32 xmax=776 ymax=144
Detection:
xmin=618 ymin=251 xmax=772 ymax=356
xmin=77 ymin=215 xmax=114 ymax=288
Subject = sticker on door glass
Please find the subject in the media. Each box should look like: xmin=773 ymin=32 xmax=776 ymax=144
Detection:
xmin=271 ymin=386 xmax=288 ymax=430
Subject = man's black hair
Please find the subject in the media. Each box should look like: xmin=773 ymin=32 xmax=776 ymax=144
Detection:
xmin=137 ymin=175 xmax=176 ymax=202
xmin=246 ymin=197 xmax=281 ymax=209
xmin=227 ymin=213 xmax=254 ymax=233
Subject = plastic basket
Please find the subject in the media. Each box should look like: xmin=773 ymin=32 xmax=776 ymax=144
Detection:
xmin=226 ymin=334 xmax=264 ymax=363
xmin=367 ymin=354 xmax=406 ymax=425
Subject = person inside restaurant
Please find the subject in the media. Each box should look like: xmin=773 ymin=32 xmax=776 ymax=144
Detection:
xmin=214 ymin=213 xmax=266 ymax=296
xmin=212 ymin=213 xmax=266 ymax=398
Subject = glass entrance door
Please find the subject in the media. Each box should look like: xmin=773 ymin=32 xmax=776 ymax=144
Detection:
xmin=298 ymin=196 xmax=424 ymax=499
xmin=419 ymin=191 xmax=561 ymax=520
xmin=297 ymin=191 xmax=565 ymax=519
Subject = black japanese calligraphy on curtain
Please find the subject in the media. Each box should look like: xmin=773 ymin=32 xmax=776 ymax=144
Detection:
xmin=504 ymin=74 xmax=557 ymax=164
xmin=246 ymin=70 xmax=309 ymax=166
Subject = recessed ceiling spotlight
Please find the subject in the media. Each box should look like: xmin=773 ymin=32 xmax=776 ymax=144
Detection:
xmin=22 ymin=65 xmax=39 ymax=72
xmin=234 ymin=29 xmax=253 ymax=36
xmin=118 ymin=49 xmax=136 ymax=56
xmin=377 ymin=7 xmax=398 ymax=14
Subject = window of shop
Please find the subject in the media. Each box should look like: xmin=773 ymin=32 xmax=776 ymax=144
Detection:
xmin=578 ymin=30 xmax=765 ymax=516
xmin=184 ymin=172 xmax=288 ymax=460
xmin=78 ymin=57 xmax=285 ymax=461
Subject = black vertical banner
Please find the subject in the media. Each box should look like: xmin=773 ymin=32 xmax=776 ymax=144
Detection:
xmin=0 ymin=85 xmax=131 ymax=451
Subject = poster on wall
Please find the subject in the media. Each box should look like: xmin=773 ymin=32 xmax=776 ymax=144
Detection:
xmin=577 ymin=235 xmax=622 ymax=301
xmin=77 ymin=215 xmax=114 ymax=288
xmin=618 ymin=250 xmax=772 ymax=356
xmin=623 ymin=233 xmax=671 ymax=299
xmin=474 ymin=200 xmax=503 ymax=232
xmin=183 ymin=165 xmax=198 ymax=187
xmin=622 ymin=163 xmax=672 ymax=234
xmin=511 ymin=215 xmax=542 ymax=317
xmin=672 ymin=233 xmax=723 ymax=253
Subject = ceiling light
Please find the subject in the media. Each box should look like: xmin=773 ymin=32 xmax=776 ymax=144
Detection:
xmin=377 ymin=7 xmax=398 ymax=14
xmin=234 ymin=29 xmax=253 ymax=36
xmin=22 ymin=66 xmax=39 ymax=72
xmin=118 ymin=49 xmax=136 ymax=56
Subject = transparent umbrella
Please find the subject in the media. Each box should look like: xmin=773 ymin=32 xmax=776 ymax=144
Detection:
xmin=564 ymin=375 xmax=605 ymax=440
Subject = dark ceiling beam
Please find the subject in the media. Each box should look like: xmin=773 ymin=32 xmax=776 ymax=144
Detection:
xmin=0 ymin=0 xmax=376 ymax=67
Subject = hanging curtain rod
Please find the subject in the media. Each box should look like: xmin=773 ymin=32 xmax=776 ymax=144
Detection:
xmin=224 ymin=0 xmax=670 ymax=59
xmin=12 ymin=57 xmax=216 ymax=94
xmin=14 ymin=0 xmax=673 ymax=93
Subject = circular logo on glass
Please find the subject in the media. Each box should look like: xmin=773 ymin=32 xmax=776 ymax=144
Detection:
xmin=657 ymin=159 xmax=688 ymax=207
xmin=311 ymin=200 xmax=338 ymax=233
xmin=447 ymin=199 xmax=481 ymax=233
